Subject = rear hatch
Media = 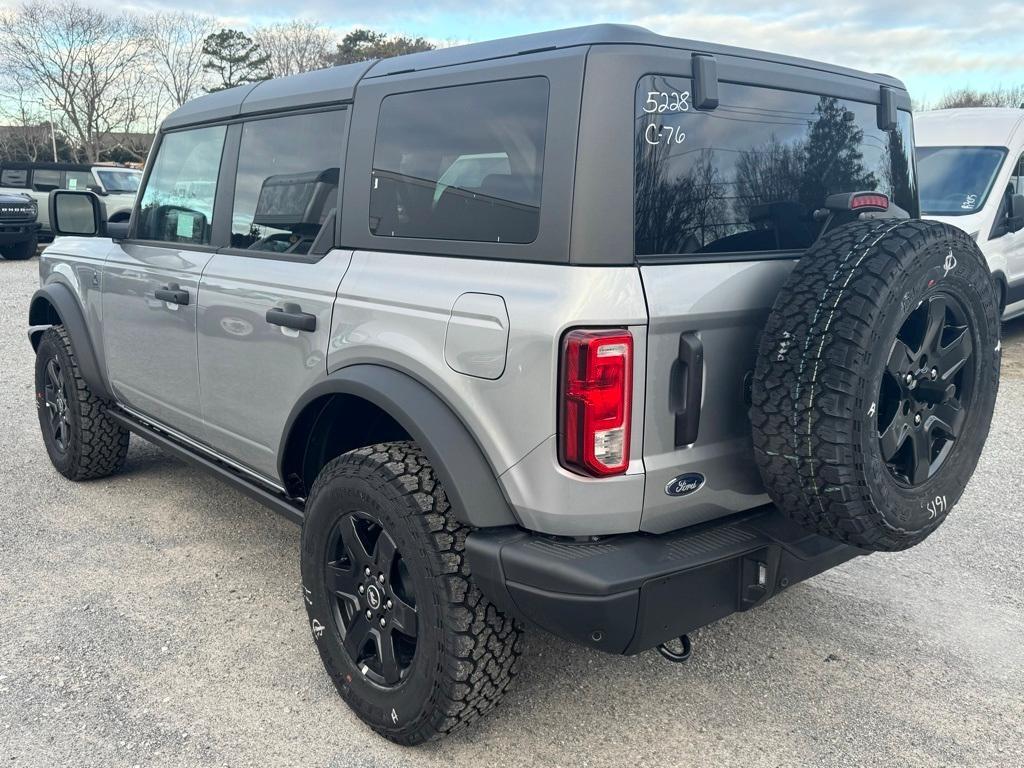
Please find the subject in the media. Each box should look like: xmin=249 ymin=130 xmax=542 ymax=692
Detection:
xmin=634 ymin=71 xmax=918 ymax=533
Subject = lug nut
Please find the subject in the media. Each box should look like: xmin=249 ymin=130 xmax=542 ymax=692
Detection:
xmin=386 ymin=599 xmax=393 ymax=610
xmin=364 ymin=567 xmax=371 ymax=577
xmin=904 ymin=373 xmax=913 ymax=385
xmin=377 ymin=573 xmax=385 ymax=584
xmin=930 ymin=368 xmax=938 ymax=380
xmin=365 ymin=609 xmax=372 ymax=620
xmin=914 ymin=413 xmax=922 ymax=425
xmin=379 ymin=618 xmax=386 ymax=628
xmin=358 ymin=584 xmax=365 ymax=594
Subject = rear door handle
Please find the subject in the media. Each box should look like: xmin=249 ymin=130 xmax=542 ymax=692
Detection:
xmin=266 ymin=303 xmax=316 ymax=332
xmin=155 ymin=283 xmax=189 ymax=305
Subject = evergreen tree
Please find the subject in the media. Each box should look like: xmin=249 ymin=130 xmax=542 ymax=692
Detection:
xmin=202 ymin=29 xmax=271 ymax=92
xmin=331 ymin=29 xmax=434 ymax=66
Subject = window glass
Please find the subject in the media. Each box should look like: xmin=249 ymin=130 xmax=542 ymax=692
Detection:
xmin=917 ymin=147 xmax=1008 ymax=216
xmin=1 ymin=169 xmax=28 ymax=187
xmin=95 ymin=169 xmax=142 ymax=194
xmin=32 ymin=169 xmax=61 ymax=192
xmin=65 ymin=170 xmax=94 ymax=191
xmin=230 ymin=111 xmax=345 ymax=254
xmin=1011 ymin=154 xmax=1024 ymax=196
xmin=135 ymin=126 xmax=226 ymax=245
xmin=634 ymin=77 xmax=919 ymax=257
xmin=370 ymin=77 xmax=549 ymax=244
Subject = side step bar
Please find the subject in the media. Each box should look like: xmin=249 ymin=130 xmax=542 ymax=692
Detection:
xmin=106 ymin=409 xmax=305 ymax=526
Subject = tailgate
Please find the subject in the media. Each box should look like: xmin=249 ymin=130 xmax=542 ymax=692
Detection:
xmin=638 ymin=258 xmax=795 ymax=533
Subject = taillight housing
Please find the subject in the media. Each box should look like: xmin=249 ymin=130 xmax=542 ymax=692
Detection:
xmin=560 ymin=328 xmax=633 ymax=477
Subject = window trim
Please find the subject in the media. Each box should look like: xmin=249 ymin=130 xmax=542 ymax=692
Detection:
xmin=632 ymin=72 xmax=918 ymax=263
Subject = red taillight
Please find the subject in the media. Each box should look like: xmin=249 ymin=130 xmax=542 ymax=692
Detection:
xmin=850 ymin=192 xmax=889 ymax=211
xmin=560 ymin=329 xmax=633 ymax=477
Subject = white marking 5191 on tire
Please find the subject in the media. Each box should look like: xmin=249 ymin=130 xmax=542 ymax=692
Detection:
xmin=751 ymin=220 xmax=1000 ymax=552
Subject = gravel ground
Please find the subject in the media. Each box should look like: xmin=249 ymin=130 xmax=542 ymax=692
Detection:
xmin=1 ymin=254 xmax=1022 ymax=768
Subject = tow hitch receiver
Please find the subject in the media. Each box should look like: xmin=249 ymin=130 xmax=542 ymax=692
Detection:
xmin=656 ymin=634 xmax=692 ymax=663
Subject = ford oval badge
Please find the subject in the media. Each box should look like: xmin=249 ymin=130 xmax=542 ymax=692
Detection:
xmin=665 ymin=473 xmax=705 ymax=497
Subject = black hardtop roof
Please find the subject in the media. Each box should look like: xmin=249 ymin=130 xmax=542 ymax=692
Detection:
xmin=163 ymin=23 xmax=907 ymax=130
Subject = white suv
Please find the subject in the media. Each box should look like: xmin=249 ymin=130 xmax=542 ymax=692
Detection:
xmin=916 ymin=108 xmax=1024 ymax=319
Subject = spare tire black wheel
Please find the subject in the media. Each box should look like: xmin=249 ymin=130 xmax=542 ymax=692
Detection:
xmin=751 ymin=220 xmax=1000 ymax=552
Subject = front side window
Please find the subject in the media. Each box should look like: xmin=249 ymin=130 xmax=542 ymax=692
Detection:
xmin=634 ymin=77 xmax=919 ymax=257
xmin=230 ymin=111 xmax=345 ymax=255
xmin=135 ymin=125 xmax=226 ymax=246
xmin=370 ymin=77 xmax=549 ymax=244
xmin=64 ymin=170 xmax=94 ymax=191
xmin=917 ymin=146 xmax=1008 ymax=216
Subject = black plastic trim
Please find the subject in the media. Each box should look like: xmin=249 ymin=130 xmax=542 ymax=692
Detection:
xmin=691 ymin=54 xmax=719 ymax=110
xmin=107 ymin=409 xmax=304 ymax=525
xmin=672 ymin=332 xmax=704 ymax=446
xmin=1007 ymin=279 xmax=1024 ymax=306
xmin=466 ymin=506 xmax=863 ymax=654
xmin=278 ymin=365 xmax=518 ymax=528
xmin=28 ymin=283 xmax=113 ymax=400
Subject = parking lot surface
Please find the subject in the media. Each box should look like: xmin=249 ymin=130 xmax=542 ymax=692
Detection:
xmin=1 ymin=255 xmax=1022 ymax=767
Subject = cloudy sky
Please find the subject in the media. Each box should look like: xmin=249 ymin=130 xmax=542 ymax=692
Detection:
xmin=7 ymin=0 xmax=1024 ymax=104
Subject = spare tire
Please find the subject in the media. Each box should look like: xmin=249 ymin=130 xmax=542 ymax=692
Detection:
xmin=751 ymin=220 xmax=1000 ymax=551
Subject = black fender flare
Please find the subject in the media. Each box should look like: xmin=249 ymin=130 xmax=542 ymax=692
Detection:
xmin=279 ymin=365 xmax=519 ymax=529
xmin=28 ymin=283 xmax=113 ymax=401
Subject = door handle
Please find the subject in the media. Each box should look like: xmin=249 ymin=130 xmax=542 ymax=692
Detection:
xmin=266 ymin=303 xmax=316 ymax=332
xmin=155 ymin=283 xmax=189 ymax=305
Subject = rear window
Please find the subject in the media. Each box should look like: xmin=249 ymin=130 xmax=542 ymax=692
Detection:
xmin=370 ymin=77 xmax=549 ymax=244
xmin=634 ymin=77 xmax=918 ymax=257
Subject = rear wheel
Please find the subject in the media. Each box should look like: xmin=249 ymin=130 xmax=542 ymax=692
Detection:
xmin=300 ymin=442 xmax=522 ymax=744
xmin=35 ymin=326 xmax=130 ymax=480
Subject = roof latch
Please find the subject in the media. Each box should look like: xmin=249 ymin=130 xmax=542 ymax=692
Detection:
xmin=877 ymin=86 xmax=898 ymax=131
xmin=691 ymin=54 xmax=719 ymax=111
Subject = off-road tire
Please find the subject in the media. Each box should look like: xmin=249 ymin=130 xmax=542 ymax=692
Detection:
xmin=751 ymin=220 xmax=1000 ymax=551
xmin=1 ymin=234 xmax=37 ymax=260
xmin=35 ymin=326 xmax=130 ymax=480
xmin=300 ymin=441 xmax=522 ymax=745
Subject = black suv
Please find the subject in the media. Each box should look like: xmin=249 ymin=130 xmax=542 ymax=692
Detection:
xmin=0 ymin=191 xmax=39 ymax=260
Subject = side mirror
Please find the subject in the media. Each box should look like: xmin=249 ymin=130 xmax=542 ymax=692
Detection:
xmin=1009 ymin=194 xmax=1024 ymax=233
xmin=49 ymin=190 xmax=107 ymax=237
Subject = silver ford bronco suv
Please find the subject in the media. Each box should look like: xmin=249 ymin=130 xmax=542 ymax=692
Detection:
xmin=29 ymin=25 xmax=1000 ymax=744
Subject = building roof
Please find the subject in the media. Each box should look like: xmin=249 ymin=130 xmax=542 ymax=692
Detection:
xmin=164 ymin=23 xmax=906 ymax=130
xmin=915 ymin=108 xmax=1024 ymax=148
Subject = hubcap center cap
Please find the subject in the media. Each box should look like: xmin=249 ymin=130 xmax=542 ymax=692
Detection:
xmin=366 ymin=583 xmax=382 ymax=610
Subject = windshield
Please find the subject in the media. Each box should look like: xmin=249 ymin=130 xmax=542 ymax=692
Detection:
xmin=917 ymin=147 xmax=1006 ymax=216
xmin=95 ymin=168 xmax=142 ymax=194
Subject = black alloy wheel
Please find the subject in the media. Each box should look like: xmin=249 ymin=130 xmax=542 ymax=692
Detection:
xmin=42 ymin=356 xmax=72 ymax=453
xmin=325 ymin=511 xmax=418 ymax=688
xmin=877 ymin=293 xmax=975 ymax=488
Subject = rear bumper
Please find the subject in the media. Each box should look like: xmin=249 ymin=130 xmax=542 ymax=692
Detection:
xmin=466 ymin=506 xmax=863 ymax=655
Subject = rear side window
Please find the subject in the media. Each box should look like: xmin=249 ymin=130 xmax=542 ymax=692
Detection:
xmin=1 ymin=169 xmax=28 ymax=187
xmin=65 ymin=170 xmax=93 ymax=191
xmin=634 ymin=77 xmax=919 ymax=257
xmin=370 ymin=77 xmax=549 ymax=244
xmin=135 ymin=125 xmax=226 ymax=246
xmin=230 ymin=111 xmax=345 ymax=255
xmin=32 ymin=169 xmax=61 ymax=192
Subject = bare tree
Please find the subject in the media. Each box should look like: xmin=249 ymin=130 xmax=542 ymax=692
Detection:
xmin=0 ymin=0 xmax=151 ymax=162
xmin=935 ymin=85 xmax=1024 ymax=109
xmin=252 ymin=21 xmax=334 ymax=77
xmin=148 ymin=12 xmax=213 ymax=108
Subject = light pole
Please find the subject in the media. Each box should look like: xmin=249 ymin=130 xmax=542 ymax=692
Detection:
xmin=46 ymin=104 xmax=57 ymax=162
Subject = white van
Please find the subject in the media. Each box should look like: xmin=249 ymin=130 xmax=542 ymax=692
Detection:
xmin=915 ymin=108 xmax=1024 ymax=319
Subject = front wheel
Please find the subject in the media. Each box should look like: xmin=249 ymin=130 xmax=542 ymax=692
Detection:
xmin=300 ymin=442 xmax=522 ymax=745
xmin=35 ymin=326 xmax=130 ymax=480
xmin=1 ymin=235 xmax=37 ymax=260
